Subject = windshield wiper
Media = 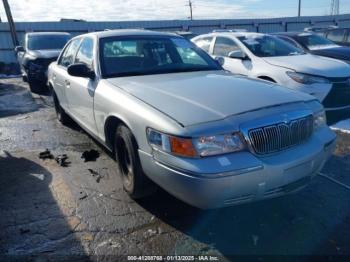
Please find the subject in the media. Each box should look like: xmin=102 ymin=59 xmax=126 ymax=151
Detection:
xmin=104 ymin=67 xmax=218 ymax=78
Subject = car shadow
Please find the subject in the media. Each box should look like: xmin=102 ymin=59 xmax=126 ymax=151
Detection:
xmin=327 ymin=109 xmax=350 ymax=126
xmin=137 ymin=158 xmax=350 ymax=256
xmin=0 ymin=151 xmax=88 ymax=258
xmin=0 ymin=82 xmax=42 ymax=118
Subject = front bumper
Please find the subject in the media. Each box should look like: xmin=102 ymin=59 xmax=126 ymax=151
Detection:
xmin=286 ymin=81 xmax=350 ymax=112
xmin=139 ymin=127 xmax=336 ymax=209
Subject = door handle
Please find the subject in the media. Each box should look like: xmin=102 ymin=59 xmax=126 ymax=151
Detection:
xmin=64 ymin=79 xmax=70 ymax=88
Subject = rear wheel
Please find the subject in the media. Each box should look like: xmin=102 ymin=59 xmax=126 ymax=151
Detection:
xmin=114 ymin=125 xmax=156 ymax=198
xmin=52 ymin=91 xmax=71 ymax=125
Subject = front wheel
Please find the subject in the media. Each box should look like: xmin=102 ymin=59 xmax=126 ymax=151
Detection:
xmin=114 ymin=125 xmax=156 ymax=199
xmin=52 ymin=91 xmax=71 ymax=125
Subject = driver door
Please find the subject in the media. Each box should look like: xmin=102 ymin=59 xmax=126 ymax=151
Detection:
xmin=212 ymin=36 xmax=252 ymax=76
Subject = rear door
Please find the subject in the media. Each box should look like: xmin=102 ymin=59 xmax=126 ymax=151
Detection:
xmin=65 ymin=37 xmax=97 ymax=134
xmin=53 ymin=38 xmax=82 ymax=110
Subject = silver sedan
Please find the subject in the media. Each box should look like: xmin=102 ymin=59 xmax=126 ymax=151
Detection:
xmin=48 ymin=30 xmax=336 ymax=209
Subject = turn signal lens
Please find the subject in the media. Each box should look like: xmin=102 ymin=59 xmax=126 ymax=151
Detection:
xmin=169 ymin=136 xmax=197 ymax=157
xmin=147 ymin=128 xmax=198 ymax=158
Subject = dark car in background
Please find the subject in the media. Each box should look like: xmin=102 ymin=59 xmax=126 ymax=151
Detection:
xmin=324 ymin=27 xmax=350 ymax=46
xmin=304 ymin=25 xmax=338 ymax=36
xmin=15 ymin=32 xmax=71 ymax=92
xmin=173 ymin=31 xmax=198 ymax=40
xmin=273 ymin=32 xmax=350 ymax=63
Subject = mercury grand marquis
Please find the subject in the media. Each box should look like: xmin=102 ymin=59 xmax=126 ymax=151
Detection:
xmin=48 ymin=30 xmax=336 ymax=209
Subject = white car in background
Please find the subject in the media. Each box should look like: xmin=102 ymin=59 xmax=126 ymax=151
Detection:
xmin=192 ymin=32 xmax=350 ymax=119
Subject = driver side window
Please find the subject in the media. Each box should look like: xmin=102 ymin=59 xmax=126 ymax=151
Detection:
xmin=213 ymin=37 xmax=240 ymax=57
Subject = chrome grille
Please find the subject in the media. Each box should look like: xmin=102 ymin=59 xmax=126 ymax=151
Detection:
xmin=248 ymin=115 xmax=313 ymax=155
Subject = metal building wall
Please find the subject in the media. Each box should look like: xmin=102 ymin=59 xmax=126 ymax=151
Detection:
xmin=1 ymin=14 xmax=350 ymax=64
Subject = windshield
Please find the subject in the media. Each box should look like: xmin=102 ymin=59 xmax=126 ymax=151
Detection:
xmin=99 ymin=36 xmax=221 ymax=78
xmin=27 ymin=35 xmax=71 ymax=50
xmin=237 ymin=35 xmax=305 ymax=57
xmin=296 ymin=34 xmax=339 ymax=50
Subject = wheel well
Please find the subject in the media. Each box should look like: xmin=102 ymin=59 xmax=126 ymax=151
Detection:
xmin=258 ymin=76 xmax=276 ymax=83
xmin=104 ymin=116 xmax=129 ymax=152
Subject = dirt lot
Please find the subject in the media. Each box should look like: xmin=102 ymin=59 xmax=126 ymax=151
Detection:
xmin=0 ymin=78 xmax=350 ymax=260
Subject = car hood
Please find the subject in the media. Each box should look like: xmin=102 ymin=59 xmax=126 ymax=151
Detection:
xmin=310 ymin=46 xmax=350 ymax=61
xmin=27 ymin=49 xmax=61 ymax=59
xmin=263 ymin=54 xmax=350 ymax=78
xmin=107 ymin=71 xmax=313 ymax=127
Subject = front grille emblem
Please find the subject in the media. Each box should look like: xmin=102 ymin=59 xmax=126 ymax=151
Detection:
xmin=248 ymin=115 xmax=313 ymax=155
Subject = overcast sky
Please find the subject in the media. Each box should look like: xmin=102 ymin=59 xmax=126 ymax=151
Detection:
xmin=1 ymin=0 xmax=350 ymax=22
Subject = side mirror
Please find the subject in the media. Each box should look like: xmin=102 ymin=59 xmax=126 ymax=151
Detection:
xmin=67 ymin=63 xmax=95 ymax=79
xmin=228 ymin=50 xmax=248 ymax=60
xmin=215 ymin=56 xmax=225 ymax=66
xmin=15 ymin=46 xmax=25 ymax=53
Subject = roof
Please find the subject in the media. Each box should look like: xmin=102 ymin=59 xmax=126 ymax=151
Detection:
xmin=271 ymin=31 xmax=313 ymax=37
xmin=199 ymin=31 xmax=265 ymax=38
xmin=78 ymin=29 xmax=179 ymax=39
xmin=26 ymin=32 xmax=71 ymax=36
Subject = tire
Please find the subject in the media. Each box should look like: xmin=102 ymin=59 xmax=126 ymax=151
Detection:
xmin=52 ymin=91 xmax=71 ymax=125
xmin=114 ymin=125 xmax=156 ymax=199
xmin=28 ymin=80 xmax=45 ymax=93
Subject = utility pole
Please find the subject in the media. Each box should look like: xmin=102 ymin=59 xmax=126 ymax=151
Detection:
xmin=298 ymin=0 xmax=301 ymax=17
xmin=2 ymin=0 xmax=19 ymax=46
xmin=188 ymin=0 xmax=193 ymax=20
xmin=330 ymin=0 xmax=340 ymax=15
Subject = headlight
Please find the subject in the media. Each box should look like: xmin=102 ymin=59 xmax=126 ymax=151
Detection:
xmin=147 ymin=128 xmax=245 ymax=158
xmin=313 ymin=110 xmax=327 ymax=130
xmin=286 ymin=71 xmax=330 ymax=85
xmin=193 ymin=133 xmax=245 ymax=157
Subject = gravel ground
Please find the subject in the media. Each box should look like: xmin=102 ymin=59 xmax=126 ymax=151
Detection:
xmin=0 ymin=78 xmax=349 ymax=260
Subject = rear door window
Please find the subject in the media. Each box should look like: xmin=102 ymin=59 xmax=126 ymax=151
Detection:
xmin=58 ymin=38 xmax=81 ymax=68
xmin=344 ymin=30 xmax=350 ymax=46
xmin=193 ymin=37 xmax=213 ymax=53
xmin=327 ymin=29 xmax=345 ymax=43
xmin=75 ymin=37 xmax=94 ymax=68
xmin=213 ymin=37 xmax=241 ymax=57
